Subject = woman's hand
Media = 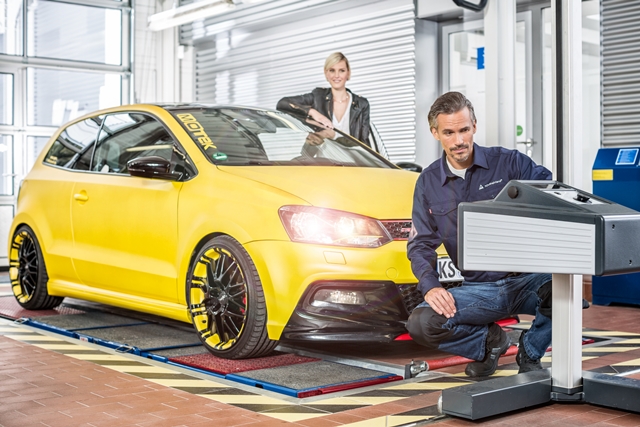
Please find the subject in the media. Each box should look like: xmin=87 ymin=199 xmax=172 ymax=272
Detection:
xmin=425 ymin=287 xmax=457 ymax=318
xmin=307 ymin=108 xmax=333 ymax=129
xmin=305 ymin=128 xmax=336 ymax=146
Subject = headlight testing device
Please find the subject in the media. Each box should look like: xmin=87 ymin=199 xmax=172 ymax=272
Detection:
xmin=441 ymin=180 xmax=640 ymax=420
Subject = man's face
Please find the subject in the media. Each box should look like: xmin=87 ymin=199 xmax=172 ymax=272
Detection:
xmin=430 ymin=107 xmax=476 ymax=170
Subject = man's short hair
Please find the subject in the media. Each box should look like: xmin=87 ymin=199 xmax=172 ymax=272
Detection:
xmin=428 ymin=91 xmax=477 ymax=130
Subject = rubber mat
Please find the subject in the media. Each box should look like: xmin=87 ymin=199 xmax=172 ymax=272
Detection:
xmin=170 ymin=351 xmax=319 ymax=375
xmin=35 ymin=312 xmax=148 ymax=330
xmin=0 ymin=296 xmax=84 ymax=319
xmin=79 ymin=323 xmax=202 ymax=351
xmin=228 ymin=360 xmax=403 ymax=397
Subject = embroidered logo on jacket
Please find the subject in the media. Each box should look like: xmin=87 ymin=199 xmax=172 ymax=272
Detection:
xmin=479 ymin=179 xmax=502 ymax=191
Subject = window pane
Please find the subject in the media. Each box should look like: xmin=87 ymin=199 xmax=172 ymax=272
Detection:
xmin=27 ymin=68 xmax=121 ymax=126
xmin=28 ymin=135 xmax=53 ymax=170
xmin=543 ymin=2 xmax=601 ymax=192
xmin=0 ymin=73 xmax=13 ymax=125
xmin=93 ymin=113 xmax=175 ymax=174
xmin=27 ymin=0 xmax=121 ymax=65
xmin=45 ymin=118 xmax=101 ymax=169
xmin=0 ymin=135 xmax=13 ymax=195
xmin=0 ymin=0 xmax=23 ymax=56
xmin=449 ymin=29 xmax=486 ymax=145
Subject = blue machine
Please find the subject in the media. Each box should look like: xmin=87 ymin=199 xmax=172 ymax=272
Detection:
xmin=592 ymin=147 xmax=640 ymax=306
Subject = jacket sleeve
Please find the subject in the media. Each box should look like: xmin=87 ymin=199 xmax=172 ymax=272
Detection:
xmin=276 ymin=92 xmax=317 ymax=117
xmin=407 ymin=175 xmax=443 ymax=296
xmin=511 ymin=150 xmax=553 ymax=181
xmin=359 ymin=99 xmax=371 ymax=147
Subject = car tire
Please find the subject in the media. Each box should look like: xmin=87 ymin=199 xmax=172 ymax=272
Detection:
xmin=9 ymin=225 xmax=64 ymax=310
xmin=186 ymin=235 xmax=278 ymax=359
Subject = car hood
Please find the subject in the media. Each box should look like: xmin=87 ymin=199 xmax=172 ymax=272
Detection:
xmin=217 ymin=166 xmax=419 ymax=219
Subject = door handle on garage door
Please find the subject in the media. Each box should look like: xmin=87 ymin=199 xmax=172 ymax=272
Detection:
xmin=74 ymin=193 xmax=89 ymax=202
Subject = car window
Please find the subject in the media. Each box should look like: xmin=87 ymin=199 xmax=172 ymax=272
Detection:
xmin=43 ymin=117 xmax=101 ymax=168
xmin=88 ymin=112 xmax=195 ymax=179
xmin=169 ymin=107 xmax=395 ymax=169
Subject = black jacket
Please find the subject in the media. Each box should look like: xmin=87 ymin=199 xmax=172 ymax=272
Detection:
xmin=276 ymin=87 xmax=371 ymax=148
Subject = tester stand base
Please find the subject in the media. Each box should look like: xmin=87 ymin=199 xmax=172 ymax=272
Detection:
xmin=441 ymin=274 xmax=640 ymax=420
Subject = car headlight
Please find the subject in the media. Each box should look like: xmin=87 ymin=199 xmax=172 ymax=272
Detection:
xmin=278 ymin=205 xmax=392 ymax=248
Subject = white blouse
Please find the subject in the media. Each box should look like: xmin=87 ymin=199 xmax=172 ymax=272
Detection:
xmin=332 ymin=92 xmax=352 ymax=135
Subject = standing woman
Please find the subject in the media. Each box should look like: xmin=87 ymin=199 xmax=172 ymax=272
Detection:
xmin=276 ymin=52 xmax=372 ymax=149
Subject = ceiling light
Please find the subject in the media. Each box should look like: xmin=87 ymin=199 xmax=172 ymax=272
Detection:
xmin=148 ymin=0 xmax=235 ymax=32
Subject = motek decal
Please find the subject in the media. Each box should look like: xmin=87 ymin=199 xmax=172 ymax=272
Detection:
xmin=177 ymin=113 xmax=217 ymax=150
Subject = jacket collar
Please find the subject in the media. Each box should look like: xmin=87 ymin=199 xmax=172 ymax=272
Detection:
xmin=438 ymin=142 xmax=488 ymax=186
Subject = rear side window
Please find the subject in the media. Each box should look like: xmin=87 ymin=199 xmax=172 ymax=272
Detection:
xmin=43 ymin=118 xmax=101 ymax=167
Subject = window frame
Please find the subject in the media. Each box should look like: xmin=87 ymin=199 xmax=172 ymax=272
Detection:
xmin=43 ymin=110 xmax=198 ymax=181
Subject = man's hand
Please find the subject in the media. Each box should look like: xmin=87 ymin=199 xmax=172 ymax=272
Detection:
xmin=425 ymin=287 xmax=457 ymax=318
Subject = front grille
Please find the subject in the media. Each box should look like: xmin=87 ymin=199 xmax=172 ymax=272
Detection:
xmin=398 ymin=284 xmax=423 ymax=314
xmin=381 ymin=220 xmax=412 ymax=240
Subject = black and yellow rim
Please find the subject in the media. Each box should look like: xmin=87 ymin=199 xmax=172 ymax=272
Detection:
xmin=9 ymin=230 xmax=38 ymax=305
xmin=188 ymin=246 xmax=248 ymax=351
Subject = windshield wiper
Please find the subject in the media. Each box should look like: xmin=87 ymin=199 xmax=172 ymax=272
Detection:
xmin=290 ymin=157 xmax=346 ymax=167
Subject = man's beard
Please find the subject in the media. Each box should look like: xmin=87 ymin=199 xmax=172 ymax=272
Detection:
xmin=449 ymin=144 xmax=470 ymax=162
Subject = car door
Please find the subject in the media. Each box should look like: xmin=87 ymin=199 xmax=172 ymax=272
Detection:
xmin=31 ymin=117 xmax=102 ymax=283
xmin=69 ymin=112 xmax=187 ymax=303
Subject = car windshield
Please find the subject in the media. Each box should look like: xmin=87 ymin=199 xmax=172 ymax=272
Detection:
xmin=167 ymin=107 xmax=395 ymax=168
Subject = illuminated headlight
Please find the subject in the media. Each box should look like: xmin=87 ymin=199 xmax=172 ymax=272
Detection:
xmin=312 ymin=289 xmax=367 ymax=306
xmin=278 ymin=205 xmax=392 ymax=248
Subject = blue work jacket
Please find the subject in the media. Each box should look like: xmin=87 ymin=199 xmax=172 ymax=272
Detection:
xmin=408 ymin=143 xmax=552 ymax=297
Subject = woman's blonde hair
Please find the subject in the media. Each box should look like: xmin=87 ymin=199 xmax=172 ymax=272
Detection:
xmin=324 ymin=52 xmax=351 ymax=72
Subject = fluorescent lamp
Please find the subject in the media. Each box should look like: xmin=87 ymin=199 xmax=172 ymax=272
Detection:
xmin=148 ymin=0 xmax=235 ymax=32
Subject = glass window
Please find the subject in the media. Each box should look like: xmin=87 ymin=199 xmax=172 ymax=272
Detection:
xmin=92 ymin=113 xmax=190 ymax=176
xmin=44 ymin=117 xmax=101 ymax=168
xmin=27 ymin=68 xmax=121 ymax=126
xmin=26 ymin=136 xmax=51 ymax=171
xmin=543 ymin=1 xmax=601 ymax=192
xmin=448 ymin=20 xmax=528 ymax=147
xmin=0 ymin=135 xmax=13 ymax=195
xmin=0 ymin=0 xmax=23 ymax=56
xmin=27 ymin=0 xmax=122 ymax=65
xmin=0 ymin=73 xmax=13 ymax=125
xmin=170 ymin=108 xmax=395 ymax=169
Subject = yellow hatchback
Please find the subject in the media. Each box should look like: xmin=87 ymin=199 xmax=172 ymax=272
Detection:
xmin=8 ymin=104 xmax=424 ymax=359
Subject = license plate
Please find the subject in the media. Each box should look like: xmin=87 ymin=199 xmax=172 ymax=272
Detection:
xmin=437 ymin=257 xmax=463 ymax=282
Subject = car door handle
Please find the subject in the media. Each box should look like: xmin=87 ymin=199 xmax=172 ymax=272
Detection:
xmin=74 ymin=193 xmax=89 ymax=202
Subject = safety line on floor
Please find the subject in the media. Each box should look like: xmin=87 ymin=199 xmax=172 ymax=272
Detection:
xmin=0 ymin=319 xmax=439 ymax=424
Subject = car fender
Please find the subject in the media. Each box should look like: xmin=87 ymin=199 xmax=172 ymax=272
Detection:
xmin=175 ymin=172 xmax=307 ymax=306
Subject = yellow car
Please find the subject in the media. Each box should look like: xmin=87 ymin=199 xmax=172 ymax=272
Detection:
xmin=9 ymin=104 xmax=424 ymax=359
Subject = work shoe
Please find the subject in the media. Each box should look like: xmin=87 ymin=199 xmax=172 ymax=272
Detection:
xmin=516 ymin=330 xmax=543 ymax=373
xmin=465 ymin=323 xmax=510 ymax=377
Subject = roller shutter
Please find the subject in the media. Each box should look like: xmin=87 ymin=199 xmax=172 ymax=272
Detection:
xmin=601 ymin=0 xmax=640 ymax=146
xmin=184 ymin=0 xmax=417 ymax=162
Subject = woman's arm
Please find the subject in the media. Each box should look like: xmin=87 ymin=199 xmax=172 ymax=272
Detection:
xmin=276 ymin=92 xmax=316 ymax=116
xmin=277 ymin=92 xmax=333 ymax=128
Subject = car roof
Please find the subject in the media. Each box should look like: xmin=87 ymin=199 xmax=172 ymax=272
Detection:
xmin=159 ymin=104 xmax=279 ymax=113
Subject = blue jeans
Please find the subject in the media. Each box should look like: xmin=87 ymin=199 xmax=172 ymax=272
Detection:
xmin=411 ymin=273 xmax=552 ymax=361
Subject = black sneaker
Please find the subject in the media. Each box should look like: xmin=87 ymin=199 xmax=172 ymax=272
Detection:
xmin=465 ymin=323 xmax=510 ymax=377
xmin=516 ymin=330 xmax=543 ymax=373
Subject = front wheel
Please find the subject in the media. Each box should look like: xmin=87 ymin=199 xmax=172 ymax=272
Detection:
xmin=9 ymin=225 xmax=64 ymax=310
xmin=186 ymin=235 xmax=278 ymax=359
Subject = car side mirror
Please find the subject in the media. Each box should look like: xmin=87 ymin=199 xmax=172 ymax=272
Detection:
xmin=127 ymin=156 xmax=181 ymax=180
xmin=396 ymin=161 xmax=423 ymax=173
